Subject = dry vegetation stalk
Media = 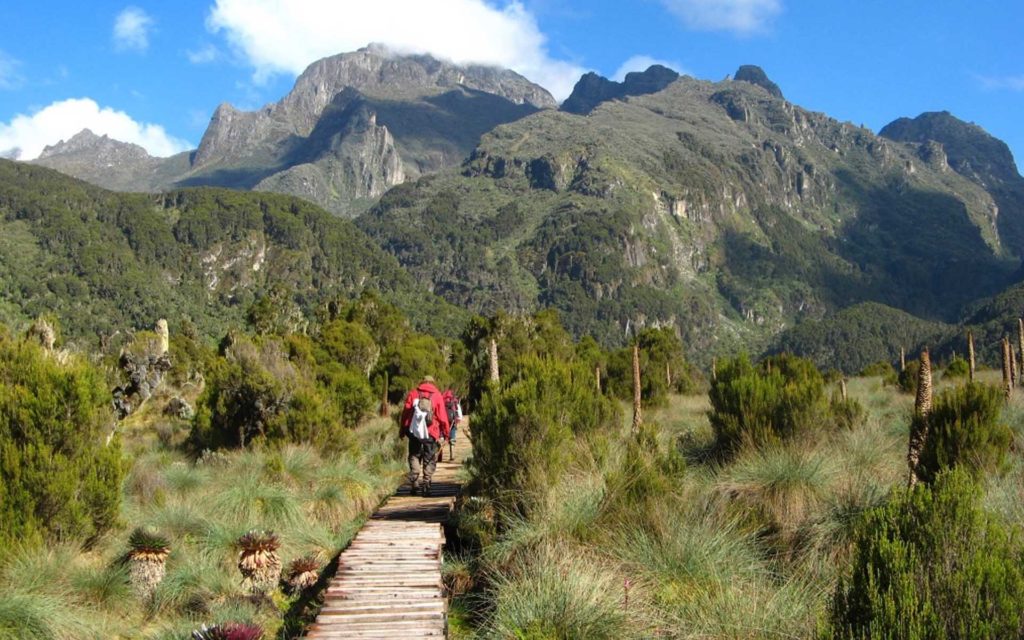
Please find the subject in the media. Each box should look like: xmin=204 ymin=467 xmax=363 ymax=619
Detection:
xmin=489 ymin=338 xmax=500 ymax=384
xmin=631 ymin=344 xmax=642 ymax=434
xmin=968 ymin=330 xmax=976 ymax=381
xmin=900 ymin=347 xmax=906 ymax=373
xmin=1003 ymin=336 xmax=1013 ymax=401
xmin=907 ymin=348 xmax=932 ymax=487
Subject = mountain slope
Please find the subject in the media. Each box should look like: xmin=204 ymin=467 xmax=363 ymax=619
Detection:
xmin=0 ymin=159 xmax=464 ymax=343
xmin=357 ymin=67 xmax=1020 ymax=359
xmin=34 ymin=45 xmax=554 ymax=217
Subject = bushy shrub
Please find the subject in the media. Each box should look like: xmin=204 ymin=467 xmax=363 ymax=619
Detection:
xmin=469 ymin=356 xmax=621 ymax=517
xmin=0 ymin=328 xmax=124 ymax=552
xmin=943 ymin=356 xmax=970 ymax=379
xmin=606 ymin=328 xmax=703 ymax=407
xmin=915 ymin=382 xmax=1011 ymax=484
xmin=708 ymin=354 xmax=828 ymax=455
xmin=191 ymin=335 xmax=364 ymax=451
xmin=827 ymin=469 xmax=1024 ymax=638
xmin=831 ymin=391 xmax=865 ymax=431
xmin=859 ymin=360 xmax=898 ymax=385
xmin=898 ymin=359 xmax=920 ymax=394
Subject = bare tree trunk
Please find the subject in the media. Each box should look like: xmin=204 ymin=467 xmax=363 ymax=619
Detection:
xmin=595 ymin=366 xmax=602 ymax=393
xmin=488 ymin=338 xmax=500 ymax=385
xmin=711 ymin=357 xmax=717 ymax=382
xmin=967 ymin=330 xmax=976 ymax=382
xmin=907 ymin=348 xmax=932 ymax=487
xmin=900 ymin=347 xmax=906 ymax=373
xmin=1003 ymin=337 xmax=1013 ymax=401
xmin=379 ymin=372 xmax=390 ymax=417
xmin=631 ymin=344 xmax=642 ymax=434
xmin=666 ymin=361 xmax=672 ymax=388
xmin=840 ymin=377 xmax=848 ymax=402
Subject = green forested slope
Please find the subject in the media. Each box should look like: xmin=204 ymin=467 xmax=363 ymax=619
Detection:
xmin=0 ymin=160 xmax=464 ymax=343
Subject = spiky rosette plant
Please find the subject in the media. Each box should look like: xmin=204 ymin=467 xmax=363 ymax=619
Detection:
xmin=237 ymin=530 xmax=282 ymax=595
xmin=284 ymin=553 xmax=322 ymax=591
xmin=127 ymin=527 xmax=171 ymax=601
xmin=191 ymin=622 xmax=264 ymax=640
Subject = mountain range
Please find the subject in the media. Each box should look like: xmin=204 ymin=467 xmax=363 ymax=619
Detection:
xmin=22 ymin=47 xmax=1024 ymax=369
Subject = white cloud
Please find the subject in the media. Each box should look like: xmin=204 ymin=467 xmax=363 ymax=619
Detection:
xmin=660 ymin=0 xmax=781 ymax=34
xmin=0 ymin=98 xmax=190 ymax=160
xmin=114 ymin=6 xmax=155 ymax=52
xmin=187 ymin=43 xmax=220 ymax=64
xmin=612 ymin=55 xmax=686 ymax=82
xmin=0 ymin=50 xmax=22 ymax=90
xmin=205 ymin=0 xmax=586 ymax=100
xmin=977 ymin=74 xmax=1024 ymax=92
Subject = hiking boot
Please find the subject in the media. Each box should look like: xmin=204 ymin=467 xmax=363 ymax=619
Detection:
xmin=409 ymin=483 xmax=420 ymax=496
xmin=422 ymin=482 xmax=432 ymax=497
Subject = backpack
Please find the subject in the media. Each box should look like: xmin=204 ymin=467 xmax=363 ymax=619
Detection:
xmin=445 ymin=395 xmax=460 ymax=422
xmin=409 ymin=391 xmax=434 ymax=441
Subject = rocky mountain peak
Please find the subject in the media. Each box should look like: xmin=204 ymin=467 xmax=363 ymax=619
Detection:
xmin=733 ymin=65 xmax=783 ymax=99
xmin=561 ymin=65 xmax=680 ymax=115
xmin=39 ymin=128 xmax=151 ymax=161
xmin=880 ymin=111 xmax=1020 ymax=184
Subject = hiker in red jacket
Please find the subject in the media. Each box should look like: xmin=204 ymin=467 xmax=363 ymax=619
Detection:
xmin=400 ymin=376 xmax=450 ymax=496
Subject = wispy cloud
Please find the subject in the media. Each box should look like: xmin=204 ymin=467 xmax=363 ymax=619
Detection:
xmin=205 ymin=0 xmax=587 ymax=100
xmin=114 ymin=6 xmax=155 ymax=52
xmin=0 ymin=50 xmax=23 ymax=90
xmin=612 ymin=55 xmax=687 ymax=82
xmin=187 ymin=43 xmax=220 ymax=64
xmin=0 ymin=97 xmax=190 ymax=160
xmin=660 ymin=0 xmax=781 ymax=35
xmin=976 ymin=74 xmax=1024 ymax=92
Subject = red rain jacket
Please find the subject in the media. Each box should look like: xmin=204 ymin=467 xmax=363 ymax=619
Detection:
xmin=400 ymin=381 xmax=450 ymax=441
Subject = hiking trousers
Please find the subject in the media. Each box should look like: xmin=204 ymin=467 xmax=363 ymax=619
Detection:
xmin=408 ymin=438 xmax=438 ymax=488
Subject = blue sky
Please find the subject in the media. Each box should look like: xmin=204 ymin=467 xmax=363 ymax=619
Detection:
xmin=1 ymin=0 xmax=1022 ymax=168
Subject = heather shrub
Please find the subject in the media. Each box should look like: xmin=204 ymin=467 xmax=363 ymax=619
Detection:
xmin=0 ymin=328 xmax=124 ymax=552
xmin=827 ymin=469 xmax=1024 ymax=638
xmin=898 ymin=359 xmax=920 ymax=394
xmin=916 ymin=382 xmax=1011 ymax=484
xmin=606 ymin=327 xmax=702 ymax=407
xmin=943 ymin=356 xmax=970 ymax=380
xmin=708 ymin=354 xmax=828 ymax=455
xmin=469 ymin=356 xmax=620 ymax=517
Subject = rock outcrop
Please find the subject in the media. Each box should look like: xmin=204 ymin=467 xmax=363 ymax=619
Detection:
xmin=733 ymin=65 xmax=783 ymax=99
xmin=561 ymin=65 xmax=680 ymax=115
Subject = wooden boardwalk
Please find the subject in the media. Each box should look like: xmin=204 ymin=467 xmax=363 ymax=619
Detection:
xmin=305 ymin=427 xmax=471 ymax=639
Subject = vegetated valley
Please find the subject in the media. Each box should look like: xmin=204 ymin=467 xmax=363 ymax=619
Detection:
xmin=5 ymin=48 xmax=1024 ymax=639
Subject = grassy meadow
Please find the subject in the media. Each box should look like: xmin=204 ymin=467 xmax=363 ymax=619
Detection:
xmin=0 ymin=407 xmax=403 ymax=640
xmin=446 ymin=367 xmax=1024 ymax=639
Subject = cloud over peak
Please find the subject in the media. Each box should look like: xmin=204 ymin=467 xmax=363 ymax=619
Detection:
xmin=660 ymin=0 xmax=781 ymax=34
xmin=114 ymin=6 xmax=155 ymax=52
xmin=0 ymin=98 xmax=190 ymax=160
xmin=205 ymin=0 xmax=586 ymax=100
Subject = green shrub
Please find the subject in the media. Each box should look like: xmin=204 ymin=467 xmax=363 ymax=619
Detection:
xmin=0 ymin=328 xmax=124 ymax=552
xmin=859 ymin=360 xmax=897 ymax=386
xmin=943 ymin=356 xmax=970 ymax=379
xmin=708 ymin=354 xmax=828 ymax=455
xmin=831 ymin=391 xmax=865 ymax=431
xmin=827 ymin=469 xmax=1024 ymax=638
xmin=915 ymin=382 xmax=1011 ymax=484
xmin=606 ymin=327 xmax=702 ymax=407
xmin=469 ymin=356 xmax=620 ymax=517
xmin=898 ymin=359 xmax=920 ymax=394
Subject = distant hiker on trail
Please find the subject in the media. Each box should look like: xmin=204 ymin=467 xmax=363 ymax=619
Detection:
xmin=442 ymin=388 xmax=463 ymax=462
xmin=400 ymin=376 xmax=450 ymax=497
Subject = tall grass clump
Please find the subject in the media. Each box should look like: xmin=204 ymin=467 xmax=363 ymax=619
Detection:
xmin=708 ymin=353 xmax=829 ymax=456
xmin=916 ymin=382 xmax=1012 ymax=484
xmin=827 ymin=469 xmax=1024 ymax=638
